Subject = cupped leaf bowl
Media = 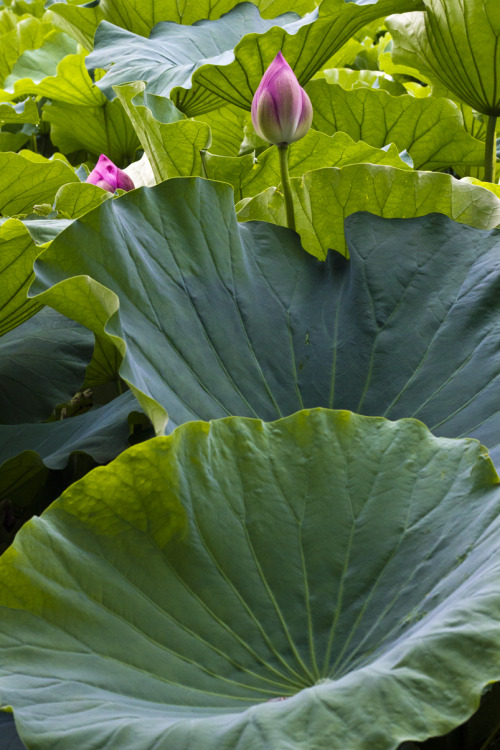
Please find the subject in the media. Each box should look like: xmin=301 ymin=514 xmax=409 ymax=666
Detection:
xmin=1 ymin=409 xmax=500 ymax=749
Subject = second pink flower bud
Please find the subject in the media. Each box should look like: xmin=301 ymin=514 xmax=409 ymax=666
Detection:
xmin=86 ymin=154 xmax=135 ymax=193
xmin=251 ymin=52 xmax=313 ymax=146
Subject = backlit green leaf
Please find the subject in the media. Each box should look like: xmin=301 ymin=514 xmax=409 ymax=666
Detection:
xmin=306 ymin=79 xmax=486 ymax=170
xmin=387 ymin=1 xmax=500 ymax=116
xmin=237 ymin=164 xmax=500 ymax=257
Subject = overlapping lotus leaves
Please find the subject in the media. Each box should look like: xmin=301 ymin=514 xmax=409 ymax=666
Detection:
xmin=86 ymin=4 xmax=302 ymax=114
xmin=4 ymin=48 xmax=140 ymax=163
xmin=114 ymin=83 xmax=210 ymax=182
xmin=0 ymin=152 xmax=78 ymax=217
xmin=0 ymin=307 xmax=94 ymax=424
xmin=47 ymin=0 xmax=318 ymax=48
xmin=0 ymin=219 xmax=44 ymax=335
xmin=0 ymin=16 xmax=54 ymax=85
xmin=313 ymin=68 xmax=407 ymax=96
xmin=45 ymin=96 xmax=140 ymax=163
xmin=0 ymin=389 xmax=149 ymax=551
xmin=387 ymin=0 xmax=500 ymax=116
xmin=52 ymin=182 xmax=112 ymax=220
xmin=237 ymin=164 xmax=500 ymax=257
xmin=28 ymin=179 xmax=500 ymax=467
xmin=0 ymin=215 xmax=73 ymax=244
xmin=0 ymin=98 xmax=38 ymax=124
xmin=46 ymin=1 xmax=104 ymax=50
xmin=306 ymin=80 xmax=486 ymax=171
xmin=86 ymin=0 xmax=423 ymax=116
xmin=196 ymin=103 xmax=250 ymax=156
xmin=3 ymin=32 xmax=77 ymax=92
xmin=205 ymin=131 xmax=411 ymax=202
xmin=1 ymin=410 xmax=500 ymax=749
xmin=0 ymin=389 xmax=144 ymax=481
xmin=5 ymin=49 xmax=103 ymax=104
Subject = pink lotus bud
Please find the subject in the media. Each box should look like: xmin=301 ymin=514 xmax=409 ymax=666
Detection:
xmin=86 ymin=154 xmax=135 ymax=193
xmin=251 ymin=52 xmax=313 ymax=146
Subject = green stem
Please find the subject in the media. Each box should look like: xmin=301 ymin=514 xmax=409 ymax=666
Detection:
xmin=484 ymin=114 xmax=497 ymax=183
xmin=30 ymin=134 xmax=37 ymax=154
xmin=278 ymin=143 xmax=296 ymax=232
xmin=479 ymin=716 xmax=500 ymax=750
xmin=200 ymin=149 xmax=208 ymax=178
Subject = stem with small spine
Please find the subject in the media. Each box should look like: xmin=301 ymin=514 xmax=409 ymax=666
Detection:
xmin=278 ymin=143 xmax=296 ymax=232
xmin=484 ymin=114 xmax=497 ymax=183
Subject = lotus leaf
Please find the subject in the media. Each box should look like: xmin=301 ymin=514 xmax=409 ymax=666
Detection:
xmin=1 ymin=410 xmax=500 ymax=749
xmin=87 ymin=0 xmax=422 ymax=116
xmin=237 ymin=164 xmax=500 ymax=257
xmin=306 ymin=80 xmax=486 ymax=171
xmin=28 ymin=180 xmax=500 ymax=469
xmin=387 ymin=1 xmax=500 ymax=116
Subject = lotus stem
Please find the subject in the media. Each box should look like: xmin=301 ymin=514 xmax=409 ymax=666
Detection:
xmin=484 ymin=114 xmax=497 ymax=183
xmin=478 ymin=716 xmax=500 ymax=750
xmin=278 ymin=143 xmax=296 ymax=232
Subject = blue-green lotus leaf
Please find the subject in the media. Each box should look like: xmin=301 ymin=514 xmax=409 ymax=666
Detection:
xmin=29 ymin=179 xmax=500 ymax=467
xmin=1 ymin=410 xmax=500 ymax=749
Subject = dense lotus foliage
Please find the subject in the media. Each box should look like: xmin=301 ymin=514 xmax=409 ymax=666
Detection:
xmin=0 ymin=0 xmax=500 ymax=748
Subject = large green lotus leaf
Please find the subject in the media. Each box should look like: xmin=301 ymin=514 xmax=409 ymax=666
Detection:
xmin=27 ymin=179 xmax=500 ymax=467
xmin=47 ymin=0 xmax=329 ymax=50
xmin=0 ymin=151 xmax=78 ymax=217
xmin=0 ymin=218 xmax=45 ymax=336
xmin=1 ymin=410 xmax=500 ymax=749
xmin=0 ymin=99 xmax=38 ymax=124
xmin=237 ymin=164 xmax=500 ymax=258
xmin=114 ymin=83 xmax=210 ymax=182
xmin=86 ymin=0 xmax=424 ymax=116
xmin=0 ymin=307 xmax=94 ymax=424
xmin=387 ymin=1 xmax=500 ymax=116
xmin=3 ymin=31 xmax=77 ymax=91
xmin=205 ymin=130 xmax=410 ymax=202
xmin=305 ymin=80 xmax=486 ymax=171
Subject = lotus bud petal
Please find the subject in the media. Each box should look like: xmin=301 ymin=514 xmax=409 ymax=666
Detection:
xmin=251 ymin=52 xmax=313 ymax=146
xmin=86 ymin=154 xmax=135 ymax=193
